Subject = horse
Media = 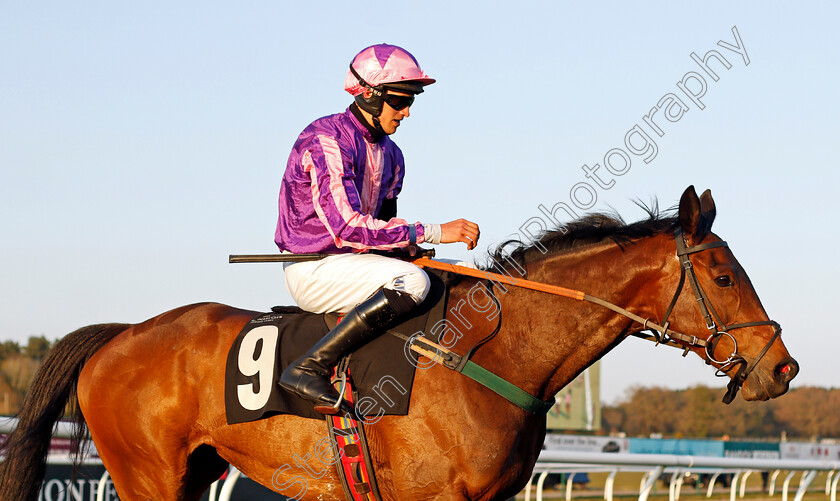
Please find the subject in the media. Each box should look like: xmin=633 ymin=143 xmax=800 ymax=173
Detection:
xmin=0 ymin=186 xmax=798 ymax=500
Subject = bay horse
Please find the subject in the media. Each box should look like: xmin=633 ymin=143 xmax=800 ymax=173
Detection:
xmin=0 ymin=186 xmax=798 ymax=500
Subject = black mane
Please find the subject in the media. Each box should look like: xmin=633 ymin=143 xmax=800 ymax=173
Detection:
xmin=484 ymin=201 xmax=680 ymax=271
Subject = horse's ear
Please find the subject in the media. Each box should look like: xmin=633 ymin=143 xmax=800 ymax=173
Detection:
xmin=699 ymin=189 xmax=716 ymax=229
xmin=678 ymin=185 xmax=705 ymax=244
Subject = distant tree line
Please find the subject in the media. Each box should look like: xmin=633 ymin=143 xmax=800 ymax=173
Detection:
xmin=0 ymin=336 xmax=54 ymax=415
xmin=0 ymin=337 xmax=52 ymax=360
xmin=602 ymin=385 xmax=840 ymax=440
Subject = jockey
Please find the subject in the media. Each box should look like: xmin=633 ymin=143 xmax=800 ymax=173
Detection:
xmin=275 ymin=44 xmax=480 ymax=412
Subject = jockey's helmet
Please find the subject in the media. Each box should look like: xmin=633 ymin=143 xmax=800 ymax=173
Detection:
xmin=344 ymin=44 xmax=435 ymax=118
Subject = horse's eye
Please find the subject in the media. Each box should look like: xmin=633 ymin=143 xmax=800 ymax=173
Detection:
xmin=714 ymin=275 xmax=733 ymax=287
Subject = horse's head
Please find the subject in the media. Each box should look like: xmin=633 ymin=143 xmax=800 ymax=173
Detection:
xmin=663 ymin=185 xmax=798 ymax=402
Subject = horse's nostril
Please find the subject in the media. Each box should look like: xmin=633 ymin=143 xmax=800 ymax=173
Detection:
xmin=777 ymin=359 xmax=799 ymax=382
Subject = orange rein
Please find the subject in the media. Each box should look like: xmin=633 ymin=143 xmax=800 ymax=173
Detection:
xmin=411 ymin=256 xmax=695 ymax=350
xmin=411 ymin=256 xmax=586 ymax=301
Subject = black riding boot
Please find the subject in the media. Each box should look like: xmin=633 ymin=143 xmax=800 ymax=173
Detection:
xmin=279 ymin=287 xmax=418 ymax=413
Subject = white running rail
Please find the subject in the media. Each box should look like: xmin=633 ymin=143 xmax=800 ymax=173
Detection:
xmin=527 ymin=451 xmax=840 ymax=501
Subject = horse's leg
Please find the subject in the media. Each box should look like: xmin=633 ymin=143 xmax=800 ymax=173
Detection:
xmin=208 ymin=415 xmax=347 ymax=500
xmin=79 ymin=338 xmax=205 ymax=498
xmin=85 ymin=432 xmax=183 ymax=499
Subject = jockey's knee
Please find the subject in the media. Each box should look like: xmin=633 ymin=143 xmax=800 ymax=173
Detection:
xmin=387 ymin=269 xmax=430 ymax=305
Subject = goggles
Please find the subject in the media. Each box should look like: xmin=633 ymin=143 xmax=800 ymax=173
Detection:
xmin=383 ymin=93 xmax=415 ymax=111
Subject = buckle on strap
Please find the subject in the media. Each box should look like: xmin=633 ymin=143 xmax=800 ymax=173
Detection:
xmin=405 ymin=334 xmax=553 ymax=414
xmin=408 ymin=334 xmax=463 ymax=370
xmin=440 ymin=351 xmax=462 ymax=371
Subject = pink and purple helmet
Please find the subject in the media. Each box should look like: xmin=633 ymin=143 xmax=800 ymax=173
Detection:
xmin=344 ymin=44 xmax=435 ymax=98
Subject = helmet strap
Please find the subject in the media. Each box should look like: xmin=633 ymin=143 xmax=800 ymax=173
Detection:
xmin=350 ymin=102 xmax=386 ymax=142
xmin=371 ymin=116 xmax=386 ymax=140
xmin=350 ymin=64 xmax=386 ymax=117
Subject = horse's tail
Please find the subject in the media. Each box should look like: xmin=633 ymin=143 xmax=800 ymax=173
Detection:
xmin=0 ymin=322 xmax=128 ymax=501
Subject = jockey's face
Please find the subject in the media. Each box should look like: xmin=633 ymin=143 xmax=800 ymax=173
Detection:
xmin=376 ymin=90 xmax=412 ymax=135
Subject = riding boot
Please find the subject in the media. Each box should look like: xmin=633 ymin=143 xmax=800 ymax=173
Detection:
xmin=279 ymin=287 xmax=418 ymax=413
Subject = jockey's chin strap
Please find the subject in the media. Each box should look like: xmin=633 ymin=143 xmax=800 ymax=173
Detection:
xmin=411 ymin=228 xmax=783 ymax=406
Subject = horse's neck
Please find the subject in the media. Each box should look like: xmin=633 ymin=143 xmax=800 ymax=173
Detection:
xmin=458 ymin=235 xmax=672 ymax=402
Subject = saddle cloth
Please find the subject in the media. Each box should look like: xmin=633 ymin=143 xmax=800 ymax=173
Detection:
xmin=225 ymin=270 xmax=449 ymax=424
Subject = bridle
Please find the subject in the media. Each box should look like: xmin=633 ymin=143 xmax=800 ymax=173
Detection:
xmin=412 ymin=227 xmax=784 ymax=405
xmin=646 ymin=229 xmax=783 ymax=403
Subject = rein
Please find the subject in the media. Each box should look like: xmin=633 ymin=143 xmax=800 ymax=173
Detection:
xmin=411 ymin=229 xmax=783 ymax=406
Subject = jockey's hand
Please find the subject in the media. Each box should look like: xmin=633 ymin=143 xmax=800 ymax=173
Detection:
xmin=440 ymin=219 xmax=480 ymax=250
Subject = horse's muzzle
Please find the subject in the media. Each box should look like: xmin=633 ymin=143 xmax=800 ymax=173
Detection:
xmin=740 ymin=357 xmax=799 ymax=401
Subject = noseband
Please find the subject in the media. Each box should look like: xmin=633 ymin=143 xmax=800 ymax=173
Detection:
xmin=653 ymin=229 xmax=783 ymax=403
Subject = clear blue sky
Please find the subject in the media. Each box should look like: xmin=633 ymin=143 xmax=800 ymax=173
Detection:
xmin=2 ymin=2 xmax=838 ymax=404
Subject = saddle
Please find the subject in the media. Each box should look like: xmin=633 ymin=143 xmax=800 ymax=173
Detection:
xmin=224 ymin=269 xmax=450 ymax=425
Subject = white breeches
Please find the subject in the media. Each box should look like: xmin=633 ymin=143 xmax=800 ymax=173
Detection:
xmin=283 ymin=253 xmax=431 ymax=314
